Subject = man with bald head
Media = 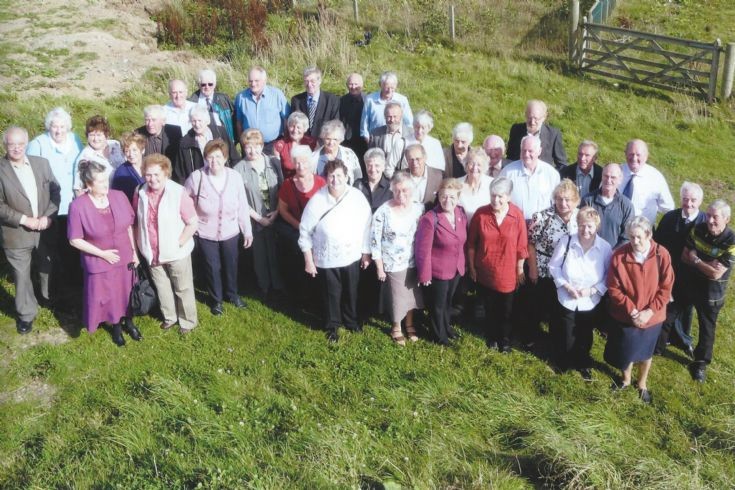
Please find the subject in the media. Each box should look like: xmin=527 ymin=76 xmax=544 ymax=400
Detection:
xmin=339 ymin=73 xmax=367 ymax=162
xmin=581 ymin=163 xmax=634 ymax=248
xmin=234 ymin=66 xmax=290 ymax=153
xmin=165 ymin=79 xmax=196 ymax=136
xmin=482 ymin=134 xmax=511 ymax=177
xmin=507 ymin=99 xmax=568 ymax=171
xmin=560 ymin=140 xmax=603 ymax=198
xmin=619 ymin=139 xmax=674 ymax=224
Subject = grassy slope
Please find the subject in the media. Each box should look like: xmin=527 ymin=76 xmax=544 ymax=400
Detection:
xmin=2 ymin=1 xmax=735 ymax=488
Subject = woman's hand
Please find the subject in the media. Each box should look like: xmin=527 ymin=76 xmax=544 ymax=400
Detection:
xmin=564 ymin=283 xmax=580 ymax=299
xmin=304 ymin=257 xmax=317 ymax=277
xmin=516 ymin=268 xmax=526 ymax=287
xmin=243 ymin=235 xmax=253 ymax=249
xmin=376 ymin=265 xmax=386 ymax=282
xmin=101 ymin=249 xmax=120 ymax=265
xmin=132 ymin=250 xmax=140 ymax=267
xmin=469 ymin=265 xmax=477 ymax=283
xmin=635 ymin=308 xmax=654 ymax=327
xmin=528 ymin=268 xmax=539 ymax=285
xmin=360 ymin=254 xmax=371 ymax=270
xmin=420 ymin=281 xmax=432 ymax=287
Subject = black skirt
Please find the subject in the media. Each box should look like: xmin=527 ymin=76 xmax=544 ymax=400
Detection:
xmin=604 ymin=319 xmax=663 ymax=369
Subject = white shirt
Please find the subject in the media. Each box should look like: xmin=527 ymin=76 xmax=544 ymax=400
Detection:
xmin=406 ymin=134 xmax=445 ymax=171
xmin=459 ymin=174 xmax=492 ymax=222
xmin=165 ymin=101 xmax=197 ymax=135
xmin=72 ymin=141 xmax=124 ymax=190
xmin=619 ymin=163 xmax=674 ymax=224
xmin=549 ymin=234 xmax=612 ymax=311
xmin=499 ymin=159 xmax=560 ymax=220
xmin=298 ymin=186 xmax=372 ymax=268
xmin=10 ymin=157 xmax=39 ymax=219
xmin=410 ymin=168 xmax=429 ymax=203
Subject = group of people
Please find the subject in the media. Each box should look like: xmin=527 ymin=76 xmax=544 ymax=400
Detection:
xmin=1 ymin=64 xmax=733 ymax=405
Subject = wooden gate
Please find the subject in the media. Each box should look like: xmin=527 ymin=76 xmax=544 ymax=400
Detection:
xmin=576 ymin=22 xmax=722 ymax=102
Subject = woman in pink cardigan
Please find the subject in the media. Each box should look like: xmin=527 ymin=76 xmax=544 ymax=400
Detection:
xmin=414 ymin=178 xmax=467 ymax=345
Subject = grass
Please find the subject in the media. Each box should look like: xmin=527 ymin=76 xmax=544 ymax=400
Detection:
xmin=2 ymin=0 xmax=735 ymax=487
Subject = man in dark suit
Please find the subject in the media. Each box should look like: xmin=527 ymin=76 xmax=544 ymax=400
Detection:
xmin=339 ymin=73 xmax=367 ymax=165
xmin=290 ymin=66 xmax=339 ymax=141
xmin=506 ymin=99 xmax=568 ymax=171
xmin=405 ymin=144 xmax=442 ymax=211
xmin=134 ymin=105 xmax=182 ymax=164
xmin=560 ymin=140 xmax=603 ymax=197
xmin=0 ymin=127 xmax=61 ymax=334
xmin=368 ymin=102 xmax=412 ymax=178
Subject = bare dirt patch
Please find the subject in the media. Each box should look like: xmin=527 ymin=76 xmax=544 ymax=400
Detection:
xmin=0 ymin=379 xmax=56 ymax=406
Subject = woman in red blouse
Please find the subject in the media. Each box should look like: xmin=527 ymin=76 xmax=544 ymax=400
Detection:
xmin=272 ymin=112 xmax=316 ymax=179
xmin=468 ymin=177 xmax=528 ymax=352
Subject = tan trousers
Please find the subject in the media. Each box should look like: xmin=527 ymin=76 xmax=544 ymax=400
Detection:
xmin=150 ymin=256 xmax=198 ymax=330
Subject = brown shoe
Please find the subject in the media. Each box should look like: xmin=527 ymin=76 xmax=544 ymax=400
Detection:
xmin=160 ymin=322 xmax=175 ymax=330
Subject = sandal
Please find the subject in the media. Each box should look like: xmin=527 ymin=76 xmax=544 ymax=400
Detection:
xmin=391 ymin=326 xmax=406 ymax=346
xmin=405 ymin=324 xmax=419 ymax=342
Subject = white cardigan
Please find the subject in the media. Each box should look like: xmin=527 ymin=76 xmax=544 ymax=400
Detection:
xmin=136 ymin=180 xmax=194 ymax=264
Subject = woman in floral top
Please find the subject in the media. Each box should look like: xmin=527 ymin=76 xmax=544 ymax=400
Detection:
xmin=370 ymin=171 xmax=425 ymax=345
xmin=523 ymin=179 xmax=580 ymax=346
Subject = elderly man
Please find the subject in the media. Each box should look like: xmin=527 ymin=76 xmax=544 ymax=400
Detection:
xmin=499 ymin=135 xmax=560 ymax=221
xmin=444 ymin=122 xmax=473 ymax=178
xmin=482 ymin=135 xmax=511 ymax=177
xmin=679 ymin=200 xmax=735 ymax=382
xmin=0 ymin=127 xmax=61 ymax=334
xmin=368 ymin=102 xmax=411 ymax=178
xmin=619 ymin=139 xmax=674 ymax=224
xmin=405 ymin=144 xmax=442 ymax=211
xmin=339 ymin=73 xmax=367 ymax=162
xmin=291 ymin=66 xmax=340 ymax=140
xmin=165 ymin=79 xmax=196 ymax=136
xmin=560 ymin=140 xmax=603 ymax=197
xmin=581 ymin=163 xmax=634 ymax=248
xmin=507 ymin=100 xmax=568 ymax=170
xmin=359 ymin=71 xmax=413 ymax=140
xmin=134 ymin=105 xmax=182 ymax=163
xmin=234 ymin=66 xmax=290 ymax=153
xmin=188 ymin=68 xmax=235 ymax=141
xmin=654 ymin=182 xmax=706 ymax=358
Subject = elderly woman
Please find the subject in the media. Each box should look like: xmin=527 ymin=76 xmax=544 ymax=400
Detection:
xmin=354 ymin=148 xmax=393 ymax=213
xmin=174 ymin=105 xmax=232 ymax=184
xmin=188 ymin=68 xmax=236 ymax=141
xmin=407 ymin=109 xmax=445 ymax=172
xmin=415 ymin=178 xmax=468 ymax=345
xmin=73 ymin=115 xmax=125 ymax=195
xmin=299 ymin=159 xmax=372 ymax=342
xmin=133 ymin=154 xmax=199 ymax=334
xmin=273 ymin=111 xmax=317 ymax=179
xmin=459 ymin=148 xmax=493 ymax=222
xmin=67 ymin=160 xmax=139 ymax=346
xmin=524 ymin=178 xmax=580 ymax=347
xmin=604 ymin=216 xmax=673 ymax=403
xmin=112 ymin=132 xmax=146 ymax=202
xmin=312 ymin=120 xmax=362 ymax=184
xmin=444 ymin=122 xmax=473 ymax=178
xmin=548 ymin=207 xmax=612 ymax=379
xmin=468 ymin=177 xmax=528 ymax=352
xmin=234 ymin=128 xmax=285 ymax=300
xmin=371 ymin=172 xmax=425 ymax=345
xmin=185 ymin=139 xmax=253 ymax=315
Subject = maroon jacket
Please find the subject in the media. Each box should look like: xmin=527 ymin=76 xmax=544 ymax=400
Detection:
xmin=415 ymin=205 xmax=467 ymax=283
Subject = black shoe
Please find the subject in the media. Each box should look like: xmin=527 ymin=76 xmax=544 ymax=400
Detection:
xmin=486 ymin=340 xmax=498 ymax=350
xmin=610 ymin=380 xmax=630 ymax=392
xmin=447 ymin=329 xmax=459 ymax=340
xmin=579 ymin=368 xmax=593 ymax=381
xmin=326 ymin=331 xmax=339 ymax=343
xmin=690 ymin=362 xmax=706 ymax=383
xmin=653 ymin=348 xmax=665 ymax=356
xmin=684 ymin=345 xmax=695 ymax=360
xmin=111 ymin=323 xmax=126 ymax=347
xmin=500 ymin=344 xmax=512 ymax=354
xmin=210 ymin=303 xmax=224 ymax=316
xmin=638 ymin=388 xmax=652 ymax=404
xmin=16 ymin=319 xmax=33 ymax=335
xmin=123 ymin=318 xmax=142 ymax=341
xmin=229 ymin=297 xmax=247 ymax=309
xmin=522 ymin=341 xmax=535 ymax=351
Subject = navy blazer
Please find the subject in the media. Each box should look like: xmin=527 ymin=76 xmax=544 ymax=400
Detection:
xmin=506 ymin=122 xmax=568 ymax=171
xmin=560 ymin=162 xmax=603 ymax=193
xmin=291 ymin=91 xmax=340 ymax=139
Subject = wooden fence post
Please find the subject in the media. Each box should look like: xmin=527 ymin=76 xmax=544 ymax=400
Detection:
xmin=722 ymin=42 xmax=735 ymax=100
xmin=569 ymin=0 xmax=580 ymax=62
xmin=353 ymin=0 xmax=359 ymax=23
xmin=449 ymin=5 xmax=456 ymax=43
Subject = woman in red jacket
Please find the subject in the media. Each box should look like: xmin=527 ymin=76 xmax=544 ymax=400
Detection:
xmin=467 ymin=177 xmax=528 ymax=352
xmin=604 ymin=216 xmax=674 ymax=404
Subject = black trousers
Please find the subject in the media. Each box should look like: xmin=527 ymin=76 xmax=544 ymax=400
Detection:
xmin=693 ymin=299 xmax=724 ymax=364
xmin=656 ymin=300 xmax=695 ymax=351
xmin=481 ymin=286 xmax=515 ymax=348
xmin=518 ymin=276 xmax=557 ymax=343
xmin=422 ymin=273 xmax=460 ymax=344
xmin=49 ymin=216 xmax=82 ymax=296
xmin=318 ymin=260 xmax=360 ymax=333
xmin=553 ymin=303 xmax=597 ymax=369
xmin=197 ymin=235 xmax=239 ymax=304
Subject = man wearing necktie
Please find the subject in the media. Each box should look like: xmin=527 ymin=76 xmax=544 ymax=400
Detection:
xmin=290 ymin=66 xmax=340 ymax=140
xmin=618 ymin=139 xmax=674 ymax=225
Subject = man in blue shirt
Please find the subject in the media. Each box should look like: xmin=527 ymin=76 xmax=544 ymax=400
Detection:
xmin=234 ymin=66 xmax=290 ymax=154
xmin=359 ymin=71 xmax=413 ymax=141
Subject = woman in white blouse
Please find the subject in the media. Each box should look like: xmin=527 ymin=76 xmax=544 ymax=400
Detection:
xmin=312 ymin=120 xmax=362 ymax=185
xmin=299 ymin=159 xmax=372 ymax=342
xmin=548 ymin=206 xmax=612 ymax=380
xmin=73 ymin=115 xmax=125 ymax=195
xmin=407 ymin=110 xmax=445 ymax=172
xmin=370 ymin=171 xmax=425 ymax=345
xmin=459 ymin=148 xmax=493 ymax=222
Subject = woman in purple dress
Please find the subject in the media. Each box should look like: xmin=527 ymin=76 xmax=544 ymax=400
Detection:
xmin=68 ymin=160 xmax=140 ymax=346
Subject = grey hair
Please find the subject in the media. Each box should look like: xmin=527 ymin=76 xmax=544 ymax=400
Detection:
xmin=483 ymin=134 xmax=505 ymax=152
xmin=452 ymin=122 xmax=473 ymax=143
xmin=625 ymin=138 xmax=648 ymax=154
xmin=490 ymin=176 xmax=513 ymax=197
xmin=189 ymin=105 xmax=211 ymax=125
xmin=290 ymin=144 xmax=314 ymax=169
xmin=390 ymin=171 xmax=414 ymax=194
xmin=3 ymin=126 xmax=28 ymax=145
xmin=287 ymin=111 xmax=309 ymax=130
xmin=168 ymin=79 xmax=186 ymax=91
xmin=77 ymin=159 xmax=108 ymax=188
xmin=602 ymin=162 xmax=622 ymax=176
xmin=627 ymin=215 xmax=653 ymax=238
xmin=467 ymin=148 xmax=490 ymax=171
xmin=404 ymin=143 xmax=427 ymax=158
xmin=578 ymin=139 xmax=599 ymax=154
xmin=680 ymin=181 xmax=704 ymax=201
xmin=143 ymin=104 xmax=166 ymax=119
xmin=384 ymin=101 xmax=403 ymax=116
xmin=249 ymin=65 xmax=267 ymax=78
xmin=197 ymin=68 xmax=217 ymax=84
xmin=44 ymin=107 xmax=73 ymax=132
xmin=303 ymin=65 xmax=322 ymax=78
xmin=319 ymin=119 xmax=345 ymax=141
xmin=364 ymin=147 xmax=386 ymax=166
xmin=526 ymin=99 xmax=548 ymax=117
xmin=413 ymin=110 xmax=434 ymax=131
xmin=379 ymin=71 xmax=398 ymax=86
xmin=520 ymin=134 xmax=541 ymax=151
xmin=708 ymin=199 xmax=731 ymax=220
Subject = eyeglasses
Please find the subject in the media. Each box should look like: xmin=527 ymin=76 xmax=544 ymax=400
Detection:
xmin=200 ymin=83 xmax=214 ymax=87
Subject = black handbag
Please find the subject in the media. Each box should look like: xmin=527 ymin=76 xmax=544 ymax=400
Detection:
xmin=128 ymin=263 xmax=157 ymax=316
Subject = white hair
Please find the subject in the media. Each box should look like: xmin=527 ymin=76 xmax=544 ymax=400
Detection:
xmin=364 ymin=148 xmax=386 ymax=166
xmin=679 ymin=181 xmax=703 ymax=201
xmin=44 ymin=107 xmax=73 ymax=132
xmin=144 ymin=105 xmax=166 ymax=120
xmin=483 ymin=134 xmax=505 ymax=152
xmin=452 ymin=122 xmax=474 ymax=143
xmin=490 ymin=176 xmax=513 ymax=197
xmin=520 ymin=134 xmax=541 ymax=151
xmin=709 ymin=199 xmax=731 ymax=220
xmin=320 ymin=119 xmax=345 ymax=141
xmin=303 ymin=65 xmax=322 ymax=78
xmin=197 ymin=69 xmax=217 ymax=84
xmin=3 ymin=126 xmax=29 ymax=145
xmin=379 ymin=71 xmax=398 ymax=87
xmin=413 ymin=110 xmax=434 ymax=131
xmin=189 ymin=105 xmax=211 ymax=125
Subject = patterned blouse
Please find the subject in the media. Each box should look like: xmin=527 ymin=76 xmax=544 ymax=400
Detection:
xmin=370 ymin=201 xmax=424 ymax=272
xmin=529 ymin=205 xmax=578 ymax=278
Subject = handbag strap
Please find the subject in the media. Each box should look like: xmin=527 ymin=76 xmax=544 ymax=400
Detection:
xmin=316 ymin=187 xmax=349 ymax=225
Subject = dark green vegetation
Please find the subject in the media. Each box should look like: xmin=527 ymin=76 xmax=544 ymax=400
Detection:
xmin=2 ymin=0 xmax=735 ymax=487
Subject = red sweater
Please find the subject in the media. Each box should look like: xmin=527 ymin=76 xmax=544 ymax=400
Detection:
xmin=467 ymin=203 xmax=528 ymax=293
xmin=606 ymin=242 xmax=674 ymax=327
